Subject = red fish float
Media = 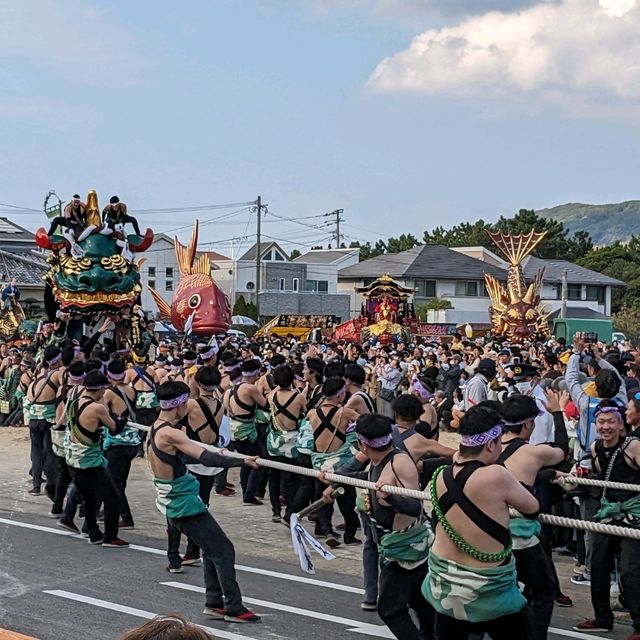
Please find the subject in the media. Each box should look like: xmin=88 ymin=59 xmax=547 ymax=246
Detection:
xmin=149 ymin=221 xmax=231 ymax=335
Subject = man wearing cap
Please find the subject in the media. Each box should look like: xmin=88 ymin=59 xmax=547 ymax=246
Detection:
xmin=102 ymin=196 xmax=141 ymax=236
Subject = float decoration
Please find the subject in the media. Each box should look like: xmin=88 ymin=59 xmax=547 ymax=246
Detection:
xmin=36 ymin=190 xmax=153 ymax=316
xmin=148 ymin=221 xmax=231 ymax=335
xmin=483 ymin=229 xmax=551 ymax=341
xmin=354 ymin=274 xmax=415 ymax=344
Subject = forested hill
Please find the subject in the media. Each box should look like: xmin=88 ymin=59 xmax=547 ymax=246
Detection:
xmin=538 ymin=201 xmax=640 ymax=245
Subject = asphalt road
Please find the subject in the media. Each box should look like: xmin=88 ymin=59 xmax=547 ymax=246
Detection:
xmin=0 ymin=510 xmax=632 ymax=640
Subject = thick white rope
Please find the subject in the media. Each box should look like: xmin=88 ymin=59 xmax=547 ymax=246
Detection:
xmin=554 ymin=473 xmax=640 ymax=493
xmin=131 ymin=421 xmax=640 ymax=539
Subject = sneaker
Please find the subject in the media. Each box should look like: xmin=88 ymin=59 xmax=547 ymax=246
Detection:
xmin=573 ymin=620 xmax=613 ymax=632
xmin=27 ymin=487 xmax=41 ymax=496
xmin=225 ymin=482 xmax=235 ymax=489
xmin=57 ymin=519 xmax=80 ymax=534
xmin=203 ymin=606 xmax=225 ymax=620
xmin=49 ymin=509 xmax=62 ymax=519
xmin=344 ymin=537 xmax=363 ymax=546
xmin=118 ymin=520 xmax=135 ymax=530
xmin=626 ymin=632 xmax=640 ymax=640
xmin=181 ymin=555 xmax=201 ymax=566
xmin=102 ymin=538 xmax=129 ymax=548
xmin=573 ymin=563 xmax=586 ymax=575
xmin=89 ymin=536 xmax=104 ymax=545
xmin=224 ymin=609 xmax=261 ymax=623
xmin=361 ymin=602 xmax=377 ymax=611
xmin=611 ymin=598 xmax=628 ymax=613
xmin=215 ymin=487 xmax=236 ymax=497
xmin=556 ymin=594 xmax=573 ymax=607
xmin=271 ymin=512 xmax=281 ymax=523
xmin=243 ymin=498 xmax=263 ymax=506
xmin=167 ymin=562 xmax=183 ymax=574
xmin=571 ymin=575 xmax=591 ymax=586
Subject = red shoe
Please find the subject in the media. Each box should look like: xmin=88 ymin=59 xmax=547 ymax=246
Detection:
xmin=573 ymin=620 xmax=613 ymax=632
xmin=555 ymin=594 xmax=573 ymax=608
xmin=215 ymin=487 xmax=236 ymax=497
xmin=203 ymin=606 xmax=225 ymax=620
xmin=102 ymin=538 xmax=129 ymax=548
xmin=224 ymin=609 xmax=261 ymax=623
xmin=627 ymin=633 xmax=640 ymax=640
xmin=181 ymin=555 xmax=201 ymax=566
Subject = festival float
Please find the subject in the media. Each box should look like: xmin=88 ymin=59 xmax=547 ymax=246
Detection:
xmin=255 ymin=314 xmax=339 ymax=341
xmin=148 ymin=221 xmax=232 ymax=335
xmin=484 ymin=230 xmax=551 ymax=341
xmin=36 ymin=190 xmax=153 ymax=321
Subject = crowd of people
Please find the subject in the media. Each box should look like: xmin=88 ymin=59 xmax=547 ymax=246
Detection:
xmin=3 ymin=319 xmax=640 ymax=639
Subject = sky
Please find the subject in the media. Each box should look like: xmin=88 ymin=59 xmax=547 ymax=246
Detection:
xmin=1 ymin=0 xmax=639 ymax=255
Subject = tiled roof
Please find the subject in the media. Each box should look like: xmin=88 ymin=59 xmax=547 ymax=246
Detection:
xmin=0 ymin=217 xmax=36 ymax=241
xmin=240 ymin=241 xmax=288 ymax=261
xmin=294 ymin=249 xmax=359 ymax=264
xmin=0 ymin=249 xmax=48 ymax=286
xmin=521 ymin=256 xmax=624 ymax=286
xmin=338 ymin=244 xmax=507 ymax=280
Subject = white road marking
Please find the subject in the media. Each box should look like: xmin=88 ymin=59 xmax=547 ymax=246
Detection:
xmin=162 ymin=580 xmax=394 ymax=638
xmin=0 ymin=516 xmax=364 ymax=594
xmin=2 ymin=514 xmax=613 ymax=640
xmin=43 ymin=589 xmax=260 ymax=640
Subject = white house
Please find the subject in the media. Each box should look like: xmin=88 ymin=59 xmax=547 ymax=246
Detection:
xmin=338 ymin=244 xmax=623 ymax=324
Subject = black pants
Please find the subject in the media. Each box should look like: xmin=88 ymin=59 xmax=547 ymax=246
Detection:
xmin=29 ymin=419 xmax=54 ymax=492
xmin=167 ymin=473 xmax=216 ymax=562
xmin=47 ymin=217 xmax=82 ymax=237
xmin=107 ymin=214 xmax=141 ymax=235
xmin=435 ymin=609 xmax=530 ymax=640
xmin=169 ymin=511 xmax=244 ymax=615
xmin=52 ymin=453 xmax=72 ymax=513
xmin=513 ymin=544 xmax=556 ymax=640
xmin=69 ymin=466 xmax=121 ymax=543
xmin=288 ymin=454 xmax=314 ymax=516
xmin=591 ymin=531 xmax=640 ymax=630
xmin=378 ymin=559 xmax=433 ymax=640
xmin=314 ymin=482 xmax=359 ymax=540
xmin=105 ymin=445 xmax=138 ymax=524
xmin=232 ymin=440 xmax=260 ymax=502
xmin=268 ymin=455 xmax=300 ymax=517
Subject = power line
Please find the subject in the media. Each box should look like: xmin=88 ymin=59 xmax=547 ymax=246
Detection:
xmin=130 ymin=200 xmax=256 ymax=214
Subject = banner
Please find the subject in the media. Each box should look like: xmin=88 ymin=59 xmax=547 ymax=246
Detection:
xmin=332 ymin=317 xmax=367 ymax=342
xmin=405 ymin=320 xmax=457 ymax=338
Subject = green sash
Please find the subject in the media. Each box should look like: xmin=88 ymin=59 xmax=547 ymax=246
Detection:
xmin=136 ymin=390 xmax=159 ymax=410
xmin=509 ymin=517 xmax=541 ymax=549
xmin=378 ymin=520 xmax=433 ymax=567
xmin=310 ymin=431 xmax=358 ymax=472
xmin=422 ymin=550 xmax=526 ymax=623
xmin=595 ymin=494 xmax=640 ymax=523
xmin=296 ymin=418 xmax=315 ymax=455
xmin=30 ymin=402 xmax=57 ymax=422
xmin=153 ymin=473 xmax=208 ymax=519
xmin=230 ymin=417 xmax=258 ymax=443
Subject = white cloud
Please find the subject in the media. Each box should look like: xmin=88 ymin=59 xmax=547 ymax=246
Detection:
xmin=0 ymin=0 xmax=151 ymax=86
xmin=367 ymin=0 xmax=640 ymax=109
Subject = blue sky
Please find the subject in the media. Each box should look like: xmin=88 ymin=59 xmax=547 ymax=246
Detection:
xmin=1 ymin=0 xmax=639 ymax=255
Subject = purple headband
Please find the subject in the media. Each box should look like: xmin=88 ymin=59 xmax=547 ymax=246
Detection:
xmin=199 ymin=348 xmax=216 ymax=360
xmin=412 ymin=378 xmax=433 ymax=403
xmin=73 ymin=346 xmax=81 ymax=356
xmin=199 ymin=384 xmax=218 ymax=391
xmin=159 ymin=392 xmax=189 ymax=410
xmin=85 ymin=383 xmax=108 ymax=391
xmin=108 ymin=371 xmax=126 ymax=380
xmin=170 ymin=364 xmax=182 ymax=370
xmin=224 ymin=363 xmax=242 ymax=372
xmin=242 ymin=370 xmax=259 ymax=377
xmin=357 ymin=433 xmax=393 ymax=449
xmin=460 ymin=424 xmax=503 ymax=447
xmin=183 ymin=358 xmax=197 ymax=367
xmin=595 ymin=406 xmax=622 ymax=419
xmin=294 ymin=374 xmax=305 ymax=382
xmin=67 ymin=373 xmax=85 ymax=384
xmin=47 ymin=353 xmax=62 ymax=366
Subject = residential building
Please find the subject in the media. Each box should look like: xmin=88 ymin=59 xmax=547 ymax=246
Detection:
xmin=338 ymin=244 xmax=623 ymax=324
xmin=213 ymin=243 xmax=355 ymax=321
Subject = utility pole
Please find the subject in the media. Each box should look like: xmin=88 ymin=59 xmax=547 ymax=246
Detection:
xmin=325 ymin=209 xmax=344 ymax=248
xmin=254 ymin=196 xmax=267 ymax=320
xmin=561 ymin=269 xmax=568 ymax=319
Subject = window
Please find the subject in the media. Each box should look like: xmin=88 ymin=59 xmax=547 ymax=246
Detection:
xmin=166 ymin=280 xmax=173 ymax=292
xmin=166 ymin=267 xmax=173 ymax=278
xmin=414 ymin=279 xmax=436 ymax=298
xmin=279 ymin=278 xmax=286 ymax=291
xmin=275 ymin=252 xmax=285 ymax=261
xmin=149 ymin=279 xmax=156 ymax=289
xmin=148 ymin=267 xmax=156 ymax=277
xmin=455 ymin=281 xmax=479 ymax=297
xmin=305 ymin=280 xmax=317 ymax=292
xmin=586 ymin=285 xmax=605 ymax=303
xmin=568 ymin=284 xmax=582 ymax=301
xmin=292 ymin=278 xmax=299 ymax=292
xmin=318 ymin=280 xmax=329 ymax=293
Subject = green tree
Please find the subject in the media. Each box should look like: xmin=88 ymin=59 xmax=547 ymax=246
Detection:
xmin=245 ymin=301 xmax=259 ymax=321
xmin=578 ymin=240 xmax=640 ymax=313
xmin=612 ymin=305 xmax=640 ymax=342
xmin=289 ymin=249 xmax=302 ymax=260
xmin=386 ymin=234 xmax=420 ymax=254
xmin=415 ymin=298 xmax=453 ymax=320
xmin=232 ymin=294 xmax=248 ymax=317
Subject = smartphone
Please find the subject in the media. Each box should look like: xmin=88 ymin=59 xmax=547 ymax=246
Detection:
xmin=579 ymin=331 xmax=598 ymax=344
